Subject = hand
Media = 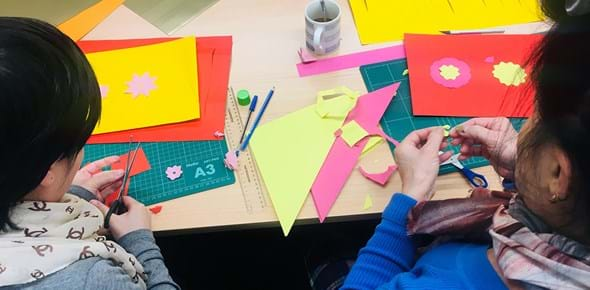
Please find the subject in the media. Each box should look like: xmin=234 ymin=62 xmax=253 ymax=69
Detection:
xmin=90 ymin=196 xmax=151 ymax=240
xmin=449 ymin=118 xmax=518 ymax=179
xmin=72 ymin=156 xmax=124 ymax=202
xmin=394 ymin=127 xmax=453 ymax=202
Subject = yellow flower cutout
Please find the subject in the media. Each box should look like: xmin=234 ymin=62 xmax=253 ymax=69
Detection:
xmin=439 ymin=65 xmax=461 ymax=80
xmin=492 ymin=62 xmax=527 ymax=86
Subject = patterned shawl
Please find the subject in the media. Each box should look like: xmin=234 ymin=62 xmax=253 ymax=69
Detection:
xmin=408 ymin=188 xmax=590 ymax=290
xmin=0 ymin=194 xmax=147 ymax=288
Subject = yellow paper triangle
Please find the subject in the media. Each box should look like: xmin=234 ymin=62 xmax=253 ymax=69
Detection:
xmin=86 ymin=37 xmax=200 ymax=134
xmin=363 ymin=194 xmax=373 ymax=210
xmin=251 ymin=90 xmax=358 ymax=236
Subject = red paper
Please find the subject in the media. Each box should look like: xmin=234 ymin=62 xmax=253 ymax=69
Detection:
xmin=111 ymin=147 xmax=151 ymax=176
xmin=79 ymin=36 xmax=232 ymax=143
xmin=149 ymin=205 xmax=163 ymax=214
xmin=405 ymin=34 xmax=542 ymax=118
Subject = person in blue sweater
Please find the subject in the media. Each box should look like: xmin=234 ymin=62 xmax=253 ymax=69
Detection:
xmin=341 ymin=0 xmax=590 ymax=289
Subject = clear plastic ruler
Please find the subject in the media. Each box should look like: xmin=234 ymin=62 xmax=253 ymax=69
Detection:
xmin=224 ymin=87 xmax=269 ymax=214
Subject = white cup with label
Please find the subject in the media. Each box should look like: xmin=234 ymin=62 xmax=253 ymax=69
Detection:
xmin=305 ymin=0 xmax=341 ymax=55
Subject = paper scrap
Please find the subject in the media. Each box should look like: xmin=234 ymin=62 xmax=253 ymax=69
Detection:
xmin=430 ymin=58 xmax=471 ymax=88
xmin=405 ymin=34 xmax=541 ymax=117
xmin=363 ymin=194 xmax=373 ymax=210
xmin=340 ymin=121 xmax=369 ymax=147
xmin=297 ymin=45 xmax=406 ymax=77
xmin=99 ymin=85 xmax=109 ymax=98
xmin=492 ymin=62 xmax=527 ymax=86
xmin=348 ymin=0 xmax=542 ymax=44
xmin=213 ymin=131 xmax=225 ymax=138
xmin=315 ymin=87 xmax=359 ymax=118
xmin=311 ymin=83 xmax=401 ymax=223
xmin=250 ymin=89 xmax=359 ymax=236
xmin=443 ymin=125 xmax=451 ymax=137
xmin=224 ymin=151 xmax=238 ymax=170
xmin=165 ymin=165 xmax=183 ymax=181
xmin=111 ymin=147 xmax=151 ymax=176
xmin=149 ymin=205 xmax=163 ymax=214
xmin=58 ymin=0 xmax=124 ymax=41
xmin=298 ymin=47 xmax=317 ymax=64
xmin=82 ymin=36 xmax=233 ymax=143
xmin=126 ymin=72 xmax=157 ymax=98
xmin=85 ymin=37 xmax=200 ymax=134
xmin=359 ymin=165 xmax=397 ymax=186
xmin=485 ymin=56 xmax=495 ymax=63
xmin=402 ymin=69 xmax=409 ymax=76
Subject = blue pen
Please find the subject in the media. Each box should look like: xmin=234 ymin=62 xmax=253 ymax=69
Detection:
xmin=239 ymin=86 xmax=274 ymax=152
xmin=239 ymin=95 xmax=258 ymax=143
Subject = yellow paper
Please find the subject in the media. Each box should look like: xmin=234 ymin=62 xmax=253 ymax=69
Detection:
xmin=86 ymin=37 xmax=199 ymax=134
xmin=349 ymin=0 xmax=543 ymax=44
xmin=341 ymin=121 xmax=369 ymax=147
xmin=250 ymin=90 xmax=359 ymax=236
xmin=363 ymin=194 xmax=373 ymax=210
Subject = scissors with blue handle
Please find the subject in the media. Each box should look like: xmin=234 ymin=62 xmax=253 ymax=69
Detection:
xmin=104 ymin=141 xmax=141 ymax=229
xmin=441 ymin=153 xmax=489 ymax=188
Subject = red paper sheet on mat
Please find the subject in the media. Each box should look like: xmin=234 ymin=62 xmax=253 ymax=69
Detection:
xmin=79 ymin=36 xmax=232 ymax=143
xmin=405 ymin=34 xmax=542 ymax=118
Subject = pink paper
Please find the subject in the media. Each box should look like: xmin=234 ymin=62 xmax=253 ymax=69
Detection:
xmin=126 ymin=72 xmax=157 ymax=98
xmin=311 ymin=83 xmax=401 ymax=222
xmin=359 ymin=165 xmax=398 ymax=186
xmin=297 ymin=45 xmax=406 ymax=77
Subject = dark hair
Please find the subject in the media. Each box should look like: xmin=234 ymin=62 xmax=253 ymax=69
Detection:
xmin=520 ymin=1 xmax=590 ymax=226
xmin=0 ymin=18 xmax=101 ymax=231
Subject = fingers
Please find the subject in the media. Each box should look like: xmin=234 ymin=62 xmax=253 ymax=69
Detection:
xmin=91 ymin=170 xmax=125 ymax=188
xmin=438 ymin=150 xmax=453 ymax=162
xmin=423 ymin=127 xmax=446 ymax=152
xmin=99 ymin=180 xmax=123 ymax=200
xmin=82 ymin=156 xmax=120 ymax=175
xmin=403 ymin=127 xmax=438 ymax=147
xmin=90 ymin=199 xmax=109 ymax=215
xmin=121 ymin=196 xmax=144 ymax=210
xmin=450 ymin=118 xmax=504 ymax=136
xmin=458 ymin=125 xmax=499 ymax=149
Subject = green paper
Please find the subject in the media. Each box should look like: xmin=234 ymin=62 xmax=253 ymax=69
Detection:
xmin=1 ymin=0 xmax=99 ymax=25
xmin=125 ymin=0 xmax=219 ymax=34
xmin=250 ymin=90 xmax=358 ymax=236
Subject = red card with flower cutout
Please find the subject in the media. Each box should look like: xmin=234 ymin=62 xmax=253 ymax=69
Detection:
xmin=405 ymin=33 xmax=542 ymax=118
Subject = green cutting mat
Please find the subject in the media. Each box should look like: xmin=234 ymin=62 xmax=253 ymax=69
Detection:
xmin=360 ymin=59 xmax=525 ymax=174
xmin=84 ymin=140 xmax=235 ymax=205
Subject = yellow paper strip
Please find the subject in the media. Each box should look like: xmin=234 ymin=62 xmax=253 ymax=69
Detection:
xmin=349 ymin=0 xmax=543 ymax=44
xmin=58 ymin=0 xmax=124 ymax=41
xmin=86 ymin=37 xmax=200 ymax=134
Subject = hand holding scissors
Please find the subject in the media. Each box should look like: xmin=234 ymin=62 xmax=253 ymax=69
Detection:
xmin=440 ymin=152 xmax=489 ymax=188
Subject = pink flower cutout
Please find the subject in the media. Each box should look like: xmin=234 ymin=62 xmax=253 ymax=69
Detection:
xmin=99 ymin=85 xmax=109 ymax=99
xmin=430 ymin=57 xmax=472 ymax=88
xmin=126 ymin=72 xmax=157 ymax=98
xmin=165 ymin=165 xmax=183 ymax=181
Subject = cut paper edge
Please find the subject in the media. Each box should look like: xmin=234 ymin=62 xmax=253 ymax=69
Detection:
xmin=340 ymin=120 xmax=369 ymax=147
xmin=492 ymin=61 xmax=527 ymax=87
xmin=298 ymin=47 xmax=317 ymax=64
xmin=363 ymin=194 xmax=373 ymax=210
xmin=315 ymin=87 xmax=360 ymax=118
xmin=359 ymin=164 xmax=398 ymax=186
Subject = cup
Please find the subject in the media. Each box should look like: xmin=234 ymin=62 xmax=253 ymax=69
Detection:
xmin=305 ymin=0 xmax=341 ymax=55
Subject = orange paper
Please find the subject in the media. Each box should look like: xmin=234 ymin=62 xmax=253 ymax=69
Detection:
xmin=58 ymin=0 xmax=124 ymax=41
xmin=405 ymin=34 xmax=542 ymax=118
xmin=79 ymin=36 xmax=232 ymax=143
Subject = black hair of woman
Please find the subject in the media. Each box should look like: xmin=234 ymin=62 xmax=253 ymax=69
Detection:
xmin=0 ymin=17 xmax=101 ymax=231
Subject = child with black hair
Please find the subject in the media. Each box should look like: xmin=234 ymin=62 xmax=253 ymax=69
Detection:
xmin=342 ymin=0 xmax=590 ymax=289
xmin=0 ymin=18 xmax=178 ymax=289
